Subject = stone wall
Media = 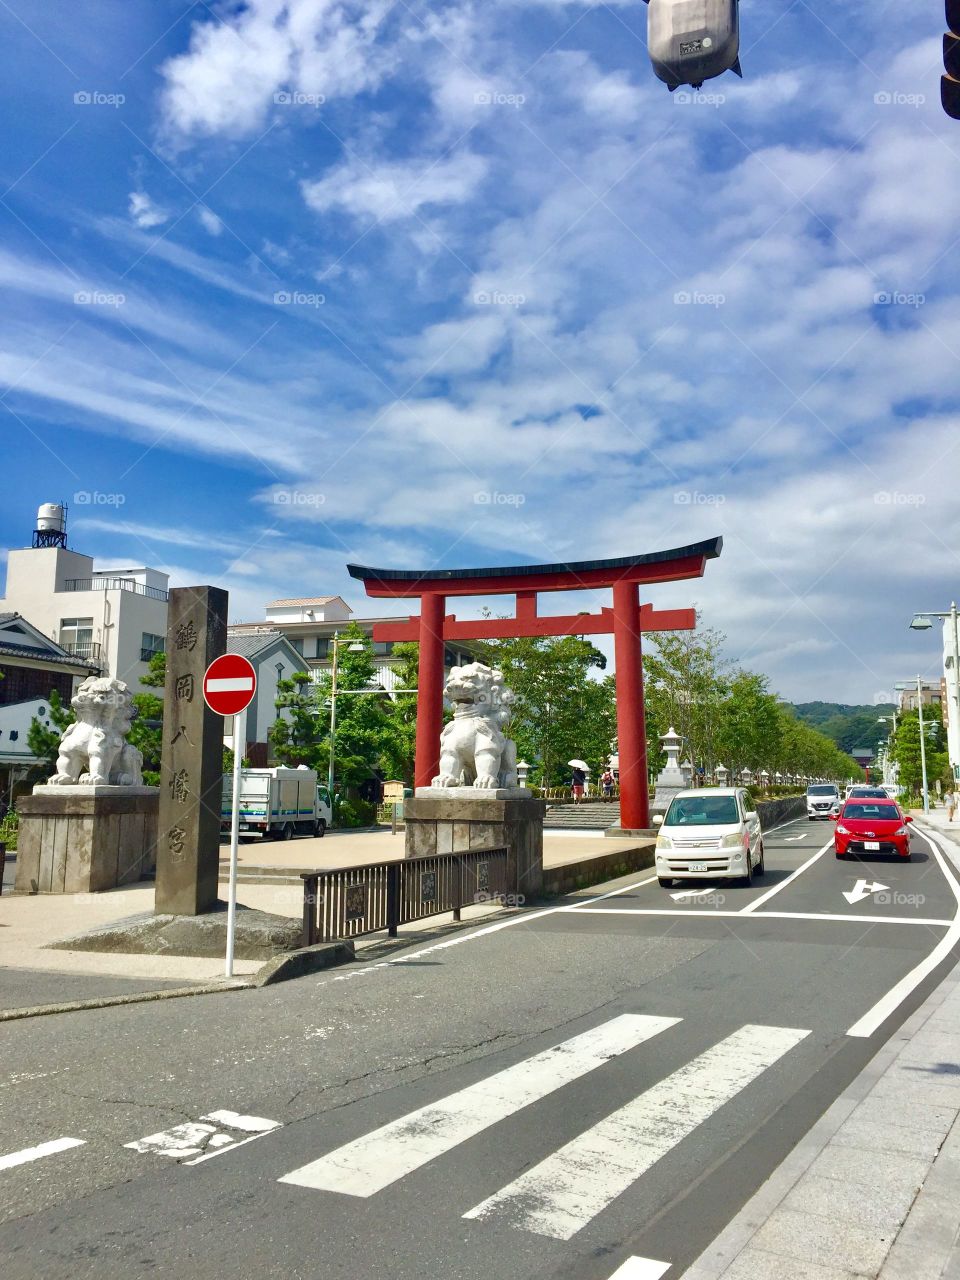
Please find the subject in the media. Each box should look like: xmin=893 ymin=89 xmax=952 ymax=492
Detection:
xmin=755 ymin=795 xmax=806 ymax=828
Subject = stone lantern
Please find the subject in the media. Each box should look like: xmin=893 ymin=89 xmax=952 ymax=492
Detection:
xmin=517 ymin=759 xmax=531 ymax=789
xmin=715 ymin=762 xmax=729 ymax=785
xmin=741 ymin=767 xmax=754 ymax=787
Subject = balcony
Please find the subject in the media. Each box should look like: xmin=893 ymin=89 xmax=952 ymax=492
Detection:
xmin=63 ymin=578 xmax=169 ymax=602
xmin=61 ymin=641 xmax=105 ymax=667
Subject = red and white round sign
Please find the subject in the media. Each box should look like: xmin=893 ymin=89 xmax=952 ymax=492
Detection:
xmin=203 ymin=654 xmax=257 ymax=716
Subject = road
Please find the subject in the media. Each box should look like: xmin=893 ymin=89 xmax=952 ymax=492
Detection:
xmin=1 ymin=815 xmax=958 ymax=1279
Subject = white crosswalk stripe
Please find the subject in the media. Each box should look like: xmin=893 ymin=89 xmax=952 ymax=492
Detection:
xmin=278 ymin=1014 xmax=679 ymax=1196
xmin=464 ymin=1023 xmax=810 ymax=1239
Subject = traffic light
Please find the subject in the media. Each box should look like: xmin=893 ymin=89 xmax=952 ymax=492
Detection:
xmin=944 ymin=0 xmax=960 ymax=118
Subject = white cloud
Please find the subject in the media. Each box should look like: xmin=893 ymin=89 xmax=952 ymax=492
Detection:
xmin=128 ymin=190 xmax=168 ymax=229
xmin=197 ymin=206 xmax=223 ymax=236
xmin=301 ymin=152 xmax=488 ymax=223
xmin=159 ymin=0 xmax=402 ymax=139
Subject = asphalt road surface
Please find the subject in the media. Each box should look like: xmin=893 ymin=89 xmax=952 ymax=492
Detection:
xmin=1 ymin=815 xmax=958 ymax=1280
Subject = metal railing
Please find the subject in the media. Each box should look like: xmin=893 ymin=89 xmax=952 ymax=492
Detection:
xmin=300 ymin=847 xmax=511 ymax=946
xmin=63 ymin=577 xmax=169 ymax=602
xmin=61 ymin=640 xmax=102 ymax=661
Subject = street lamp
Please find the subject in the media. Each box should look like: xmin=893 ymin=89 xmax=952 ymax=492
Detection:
xmin=327 ymin=633 xmax=366 ymax=797
xmin=911 ymin=603 xmax=960 ymax=782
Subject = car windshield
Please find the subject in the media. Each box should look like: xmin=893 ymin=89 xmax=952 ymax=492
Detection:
xmin=842 ymin=804 xmax=900 ymax=821
xmin=664 ymin=795 xmax=740 ymax=826
xmin=808 ymin=786 xmax=837 ymax=796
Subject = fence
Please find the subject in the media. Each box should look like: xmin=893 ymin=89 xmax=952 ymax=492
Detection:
xmin=300 ymin=847 xmax=511 ymax=947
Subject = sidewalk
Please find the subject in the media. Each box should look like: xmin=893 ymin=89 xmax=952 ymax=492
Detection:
xmin=683 ymin=815 xmax=960 ymax=1279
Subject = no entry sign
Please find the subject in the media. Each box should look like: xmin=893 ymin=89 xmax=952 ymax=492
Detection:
xmin=203 ymin=654 xmax=257 ymax=716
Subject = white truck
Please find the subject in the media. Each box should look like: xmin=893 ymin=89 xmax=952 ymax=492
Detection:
xmin=221 ymin=766 xmax=332 ymax=840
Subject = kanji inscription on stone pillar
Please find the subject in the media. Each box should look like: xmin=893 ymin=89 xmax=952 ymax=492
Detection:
xmin=155 ymin=585 xmax=227 ymax=915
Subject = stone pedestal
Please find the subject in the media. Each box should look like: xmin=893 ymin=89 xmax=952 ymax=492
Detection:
xmin=15 ymin=786 xmax=159 ymax=894
xmin=404 ymin=792 xmax=545 ymax=901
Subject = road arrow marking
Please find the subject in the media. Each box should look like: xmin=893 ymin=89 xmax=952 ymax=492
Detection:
xmin=670 ymin=886 xmax=718 ymax=901
xmin=784 ymin=834 xmax=807 ymax=842
xmin=843 ymin=879 xmax=889 ymax=905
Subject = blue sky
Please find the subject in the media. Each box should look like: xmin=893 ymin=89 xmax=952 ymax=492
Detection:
xmin=0 ymin=0 xmax=957 ymax=702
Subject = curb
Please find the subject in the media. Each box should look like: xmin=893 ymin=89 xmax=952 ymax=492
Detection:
xmin=251 ymin=940 xmax=355 ymax=986
xmin=0 ymin=977 xmax=251 ymax=1023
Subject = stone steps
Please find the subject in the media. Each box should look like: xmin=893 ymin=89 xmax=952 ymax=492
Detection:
xmin=543 ymin=803 xmax=619 ymax=830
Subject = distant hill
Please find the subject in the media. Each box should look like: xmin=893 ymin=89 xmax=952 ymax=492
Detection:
xmin=790 ymin=702 xmax=896 ymax=756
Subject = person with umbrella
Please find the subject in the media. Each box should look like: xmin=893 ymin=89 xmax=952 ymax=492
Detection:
xmin=569 ymin=759 xmax=588 ymax=805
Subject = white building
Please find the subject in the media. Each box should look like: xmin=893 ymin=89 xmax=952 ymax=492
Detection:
xmin=230 ymin=595 xmax=475 ymax=691
xmin=0 ymin=505 xmax=169 ymax=694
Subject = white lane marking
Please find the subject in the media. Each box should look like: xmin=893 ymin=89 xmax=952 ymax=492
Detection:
xmin=843 ymin=878 xmax=889 ymax=905
xmin=200 ymin=1110 xmax=281 ymax=1133
xmin=784 ymin=834 xmax=807 ymax=842
xmin=607 ymin=1258 xmax=671 ymax=1280
xmin=568 ymin=908 xmax=953 ymax=926
xmin=278 ymin=1014 xmax=679 ymax=1196
xmin=324 ymin=875 xmax=661 ymax=984
xmin=739 ymin=838 xmax=833 ymax=913
xmin=125 ymin=1122 xmax=220 ymax=1159
xmin=464 ymin=1024 xmax=810 ymax=1239
xmin=126 ymin=1112 xmax=282 ymax=1161
xmin=847 ymin=824 xmax=960 ymax=1038
xmin=670 ymin=885 xmax=719 ymax=901
xmin=0 ymin=1137 xmax=85 ymax=1171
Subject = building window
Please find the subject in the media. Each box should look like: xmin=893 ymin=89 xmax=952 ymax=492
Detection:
xmin=290 ymin=638 xmax=304 ymax=655
xmin=140 ymin=632 xmax=165 ymax=663
xmin=315 ymin=638 xmax=329 ymax=659
xmin=59 ymin=618 xmax=94 ymax=657
xmin=372 ymin=641 xmax=394 ymax=656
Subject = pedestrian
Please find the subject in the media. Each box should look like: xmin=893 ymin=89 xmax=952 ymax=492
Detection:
xmin=946 ymin=789 xmax=957 ymax=822
xmin=600 ymin=769 xmax=615 ymax=801
xmin=571 ymin=766 xmax=585 ymax=805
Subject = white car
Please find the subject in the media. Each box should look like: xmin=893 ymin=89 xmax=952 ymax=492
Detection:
xmin=654 ymin=787 xmax=764 ymax=887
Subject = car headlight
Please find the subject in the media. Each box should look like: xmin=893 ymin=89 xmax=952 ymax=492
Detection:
xmin=656 ymin=834 xmax=672 ymax=849
xmin=720 ymin=832 xmax=745 ymax=848
xmin=836 ymin=825 xmax=849 ymax=835
xmin=894 ymin=826 xmax=908 ymax=836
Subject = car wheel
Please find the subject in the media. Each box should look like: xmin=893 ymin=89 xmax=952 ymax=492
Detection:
xmin=741 ymin=853 xmax=753 ymax=887
xmin=657 ymin=875 xmax=673 ymax=888
xmin=282 ymin=823 xmax=294 ymax=841
xmin=755 ymin=842 xmax=765 ymax=877
xmin=315 ymin=818 xmax=326 ymax=838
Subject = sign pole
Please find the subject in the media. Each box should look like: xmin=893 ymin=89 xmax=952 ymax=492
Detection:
xmin=225 ymin=704 xmax=246 ymax=978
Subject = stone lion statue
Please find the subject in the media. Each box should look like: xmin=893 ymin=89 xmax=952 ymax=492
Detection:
xmin=48 ymin=676 xmax=144 ymax=787
xmin=433 ymin=662 xmax=518 ymax=790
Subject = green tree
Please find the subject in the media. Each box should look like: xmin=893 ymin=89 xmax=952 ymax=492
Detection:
xmin=644 ymin=624 xmax=729 ymax=776
xmin=472 ymin=635 xmax=616 ymax=786
xmin=129 ymin=651 xmax=166 ymax=786
xmin=270 ymin=671 xmax=326 ymax=771
xmin=383 ymin=641 xmax=420 ymax=785
xmin=717 ymin=671 xmax=783 ymax=775
xmin=27 ymin=688 xmax=74 ymax=773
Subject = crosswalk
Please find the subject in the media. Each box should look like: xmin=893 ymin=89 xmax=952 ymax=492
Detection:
xmin=1 ymin=1016 xmax=810 ymax=1249
xmin=278 ymin=1014 xmax=810 ymax=1239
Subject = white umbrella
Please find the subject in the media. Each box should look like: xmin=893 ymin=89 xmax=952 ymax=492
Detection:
xmin=568 ymin=759 xmax=590 ymax=770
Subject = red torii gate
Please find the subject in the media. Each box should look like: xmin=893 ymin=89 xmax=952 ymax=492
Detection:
xmin=347 ymin=537 xmax=721 ymax=831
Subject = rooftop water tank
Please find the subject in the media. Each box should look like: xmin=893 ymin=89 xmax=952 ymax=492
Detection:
xmin=36 ymin=502 xmax=66 ymax=533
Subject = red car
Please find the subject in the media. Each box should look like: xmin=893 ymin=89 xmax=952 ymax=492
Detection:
xmin=833 ymin=799 xmax=913 ymax=860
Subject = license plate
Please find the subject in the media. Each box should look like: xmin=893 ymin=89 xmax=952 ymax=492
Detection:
xmin=690 ymin=862 xmax=708 ymax=872
xmin=864 ymin=841 xmax=880 ymax=850
xmin=239 ymin=823 xmax=251 ymax=831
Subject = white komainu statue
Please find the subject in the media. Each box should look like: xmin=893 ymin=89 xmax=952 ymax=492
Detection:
xmin=48 ymin=676 xmax=144 ymax=787
xmin=433 ymin=662 xmax=518 ymax=790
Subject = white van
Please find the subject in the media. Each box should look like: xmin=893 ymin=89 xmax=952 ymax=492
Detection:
xmin=654 ymin=787 xmax=764 ymax=887
xmin=807 ymin=783 xmax=840 ymax=819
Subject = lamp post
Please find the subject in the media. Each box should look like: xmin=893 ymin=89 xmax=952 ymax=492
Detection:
xmin=911 ymin=604 xmax=960 ymax=782
xmin=327 ymin=633 xmax=367 ymax=797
